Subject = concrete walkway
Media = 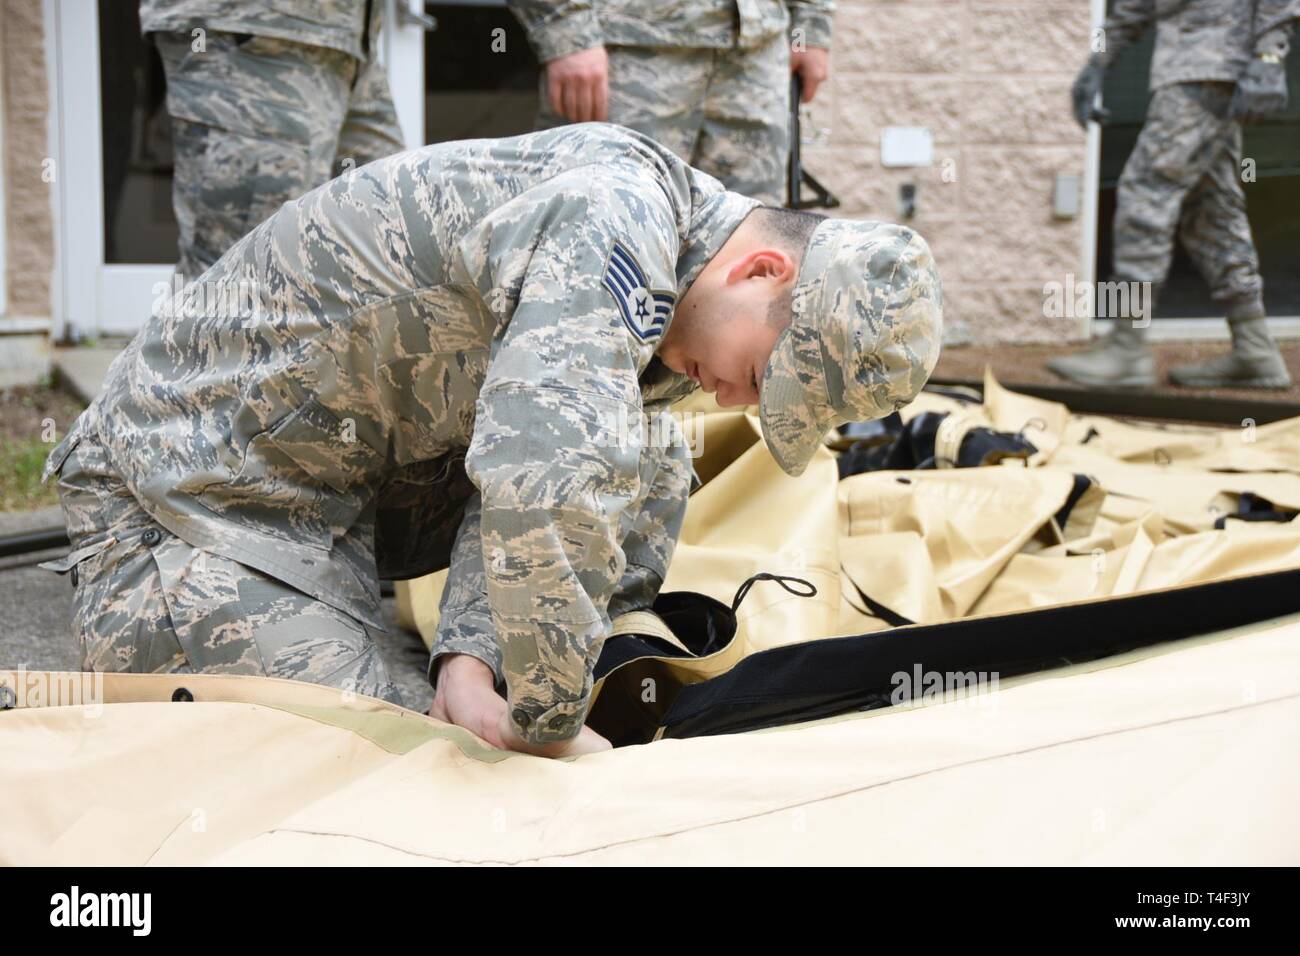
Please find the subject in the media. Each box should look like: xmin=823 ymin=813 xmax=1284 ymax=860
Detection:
xmin=52 ymin=344 xmax=125 ymax=404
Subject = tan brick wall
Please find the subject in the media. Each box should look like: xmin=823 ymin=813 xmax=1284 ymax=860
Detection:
xmin=2 ymin=0 xmax=55 ymax=318
xmin=805 ymin=0 xmax=1092 ymax=344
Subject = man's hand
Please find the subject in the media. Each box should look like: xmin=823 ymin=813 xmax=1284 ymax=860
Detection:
xmin=790 ymin=47 xmax=830 ymax=103
xmin=1072 ymin=58 xmax=1107 ymax=129
xmin=428 ymin=653 xmax=612 ymax=757
xmin=545 ymin=46 xmax=610 ymax=123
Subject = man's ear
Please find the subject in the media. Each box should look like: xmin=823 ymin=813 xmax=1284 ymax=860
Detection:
xmin=725 ymin=248 xmax=796 ymax=285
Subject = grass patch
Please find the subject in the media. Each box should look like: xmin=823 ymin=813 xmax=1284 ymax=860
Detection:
xmin=0 ymin=383 xmax=85 ymax=512
xmin=0 ymin=438 xmax=60 ymax=511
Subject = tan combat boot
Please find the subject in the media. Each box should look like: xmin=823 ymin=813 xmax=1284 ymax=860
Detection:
xmin=1168 ymin=313 xmax=1292 ymax=390
xmin=1047 ymin=318 xmax=1157 ymax=388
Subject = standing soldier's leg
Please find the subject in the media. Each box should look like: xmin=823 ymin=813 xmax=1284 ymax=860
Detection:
xmin=1168 ymin=111 xmax=1291 ymax=388
xmin=152 ymin=31 xmax=354 ymax=279
xmin=1048 ymin=83 xmax=1224 ymax=387
xmin=535 ymin=45 xmax=708 ymax=163
xmin=694 ymin=32 xmax=790 ymax=205
xmin=334 ymin=55 xmax=406 ymax=175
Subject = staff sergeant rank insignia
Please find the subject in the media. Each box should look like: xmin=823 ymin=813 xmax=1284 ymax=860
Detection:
xmin=602 ymin=240 xmax=675 ymax=343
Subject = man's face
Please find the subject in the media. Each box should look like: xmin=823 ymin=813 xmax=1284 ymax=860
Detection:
xmin=657 ymin=248 xmax=795 ymax=408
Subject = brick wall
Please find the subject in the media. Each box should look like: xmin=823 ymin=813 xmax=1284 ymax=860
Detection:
xmin=2 ymin=0 xmax=55 ymax=318
xmin=804 ymin=0 xmax=1093 ymax=344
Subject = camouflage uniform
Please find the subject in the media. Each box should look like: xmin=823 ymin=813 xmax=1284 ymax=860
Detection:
xmin=43 ymin=124 xmax=941 ymax=744
xmin=508 ymin=1 xmax=836 ymax=205
xmin=140 ymin=0 xmax=404 ymax=279
xmin=1096 ymin=0 xmax=1297 ymax=311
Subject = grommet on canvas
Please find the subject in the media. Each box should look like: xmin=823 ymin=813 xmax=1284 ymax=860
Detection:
xmin=172 ymin=687 xmax=194 ymax=702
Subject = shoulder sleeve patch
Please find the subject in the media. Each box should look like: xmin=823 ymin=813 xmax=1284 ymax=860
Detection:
xmin=602 ymin=240 xmax=675 ymax=343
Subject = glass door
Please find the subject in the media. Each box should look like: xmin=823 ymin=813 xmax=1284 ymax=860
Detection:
xmin=53 ymin=0 xmax=424 ymax=339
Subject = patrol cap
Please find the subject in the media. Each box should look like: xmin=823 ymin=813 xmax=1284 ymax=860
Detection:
xmin=759 ymin=218 xmax=943 ymax=477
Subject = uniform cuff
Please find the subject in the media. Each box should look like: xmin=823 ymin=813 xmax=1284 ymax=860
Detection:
xmin=790 ymin=10 xmax=833 ymax=51
xmin=509 ymin=691 xmax=593 ymax=745
xmin=428 ymin=605 xmax=506 ymax=689
xmin=531 ymin=12 xmax=604 ymax=63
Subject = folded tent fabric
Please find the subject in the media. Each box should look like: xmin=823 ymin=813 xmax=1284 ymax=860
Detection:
xmin=4 ymin=607 xmax=1299 ymax=865
xmin=399 ymin=372 xmax=1300 ymax=672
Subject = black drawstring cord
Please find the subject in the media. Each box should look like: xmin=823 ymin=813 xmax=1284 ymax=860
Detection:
xmin=731 ymin=572 xmax=818 ymax=613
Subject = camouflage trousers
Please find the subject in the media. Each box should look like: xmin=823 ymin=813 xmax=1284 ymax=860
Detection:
xmin=537 ymin=34 xmax=791 ymax=205
xmin=1114 ymin=82 xmax=1264 ymax=314
xmin=43 ymin=431 xmax=401 ymax=706
xmin=153 ymin=29 xmax=404 ymax=280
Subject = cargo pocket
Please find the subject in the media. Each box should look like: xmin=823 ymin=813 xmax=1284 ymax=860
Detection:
xmin=198 ymin=399 xmax=385 ymax=548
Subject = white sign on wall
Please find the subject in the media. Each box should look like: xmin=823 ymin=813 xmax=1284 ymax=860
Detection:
xmin=880 ymin=127 xmax=934 ymax=168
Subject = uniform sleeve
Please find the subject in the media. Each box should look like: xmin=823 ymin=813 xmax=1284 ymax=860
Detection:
xmin=506 ymin=0 xmax=604 ymax=63
xmin=463 ymin=179 xmax=677 ymax=746
xmin=427 ymin=491 xmax=507 ymax=688
xmin=1094 ymin=0 xmax=1155 ymax=68
xmin=786 ymin=0 xmax=836 ymax=50
xmin=606 ymin=415 xmax=693 ymax=620
xmin=429 ymin=427 xmax=692 ymax=688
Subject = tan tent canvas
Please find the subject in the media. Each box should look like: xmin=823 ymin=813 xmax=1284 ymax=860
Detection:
xmin=3 ymin=610 xmax=1298 ymax=865
xmin=4 ymin=376 xmax=1298 ymax=864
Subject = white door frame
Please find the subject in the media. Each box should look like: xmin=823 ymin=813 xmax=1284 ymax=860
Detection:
xmin=387 ymin=0 xmax=428 ymax=149
xmin=48 ymin=0 xmax=427 ymax=341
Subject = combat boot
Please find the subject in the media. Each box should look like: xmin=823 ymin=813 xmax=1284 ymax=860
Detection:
xmin=1168 ymin=314 xmax=1292 ymax=389
xmin=1047 ymin=318 xmax=1156 ymax=387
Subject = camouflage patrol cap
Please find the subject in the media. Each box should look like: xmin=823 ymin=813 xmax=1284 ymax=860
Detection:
xmin=759 ymin=219 xmax=943 ymax=477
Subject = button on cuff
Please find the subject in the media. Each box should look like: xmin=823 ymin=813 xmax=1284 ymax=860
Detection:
xmin=510 ymin=694 xmax=592 ymax=745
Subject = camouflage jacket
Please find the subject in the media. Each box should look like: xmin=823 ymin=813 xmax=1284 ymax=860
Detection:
xmin=1096 ymin=0 xmax=1299 ymax=89
xmin=139 ymin=0 xmax=380 ymax=61
xmin=507 ymin=0 xmax=836 ymax=63
xmin=47 ymin=124 xmax=760 ymax=744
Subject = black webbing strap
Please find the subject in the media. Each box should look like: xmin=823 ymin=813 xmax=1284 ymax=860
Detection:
xmin=658 ymin=566 xmax=1300 ymax=739
xmin=841 ymin=568 xmax=915 ymax=628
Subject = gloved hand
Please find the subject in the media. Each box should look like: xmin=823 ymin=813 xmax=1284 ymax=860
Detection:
xmin=1230 ymin=56 xmax=1289 ymax=121
xmin=1071 ymin=57 xmax=1107 ymax=129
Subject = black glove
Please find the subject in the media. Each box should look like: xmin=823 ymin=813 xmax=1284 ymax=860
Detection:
xmin=1071 ymin=58 xmax=1107 ymax=129
xmin=1230 ymin=57 xmax=1289 ymax=121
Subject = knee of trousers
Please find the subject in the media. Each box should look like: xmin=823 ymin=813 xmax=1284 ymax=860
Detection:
xmin=66 ymin=525 xmax=400 ymax=705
